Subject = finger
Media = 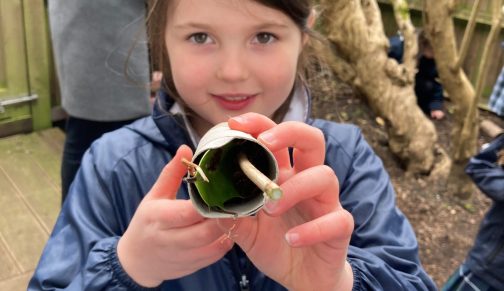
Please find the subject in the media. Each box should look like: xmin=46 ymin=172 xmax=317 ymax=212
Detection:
xmin=147 ymin=199 xmax=205 ymax=228
xmin=169 ymin=219 xmax=227 ymax=249
xmin=147 ymin=145 xmax=193 ymax=200
xmin=264 ymin=165 xmax=339 ymax=218
xmin=166 ymin=234 xmax=234 ymax=279
xmin=285 ymin=209 xmax=354 ymax=248
xmin=228 ymin=113 xmax=291 ymax=170
xmin=228 ymin=112 xmax=277 ymax=137
xmin=182 ymin=234 xmax=234 ymax=269
xmin=257 ymin=122 xmax=325 ymax=173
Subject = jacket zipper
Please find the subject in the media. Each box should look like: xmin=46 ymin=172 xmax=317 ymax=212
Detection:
xmin=239 ymin=274 xmax=250 ymax=291
xmin=230 ymin=247 xmax=250 ymax=291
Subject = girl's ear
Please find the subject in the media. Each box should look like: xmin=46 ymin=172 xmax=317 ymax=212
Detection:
xmin=302 ymin=8 xmax=317 ymax=46
xmin=307 ymin=8 xmax=317 ymax=29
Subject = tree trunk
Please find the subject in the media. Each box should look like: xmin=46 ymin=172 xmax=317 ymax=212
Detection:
xmin=424 ymin=0 xmax=502 ymax=199
xmin=320 ymin=0 xmax=437 ymax=173
xmin=423 ymin=1 xmax=476 ymax=199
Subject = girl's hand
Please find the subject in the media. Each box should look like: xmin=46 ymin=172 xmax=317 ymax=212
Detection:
xmin=117 ymin=145 xmax=233 ymax=287
xmin=220 ymin=113 xmax=355 ymax=291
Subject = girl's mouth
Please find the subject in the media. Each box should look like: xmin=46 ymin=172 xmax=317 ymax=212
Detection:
xmin=212 ymin=94 xmax=257 ymax=111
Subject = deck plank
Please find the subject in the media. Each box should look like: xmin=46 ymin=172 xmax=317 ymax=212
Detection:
xmin=23 ymin=131 xmax=62 ymax=193
xmin=0 ymin=273 xmax=32 ymax=291
xmin=0 ymin=129 xmax=63 ymax=288
xmin=0 ymin=232 xmax=21 ymax=281
xmin=0 ymin=141 xmax=25 ymax=282
xmin=36 ymin=127 xmax=65 ymax=156
xmin=0 ymin=133 xmax=61 ymax=233
xmin=0 ymin=164 xmax=49 ymax=272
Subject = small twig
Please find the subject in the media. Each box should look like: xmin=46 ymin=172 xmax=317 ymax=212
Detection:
xmin=480 ymin=120 xmax=504 ymax=139
xmin=181 ymin=158 xmax=209 ymax=182
xmin=238 ymin=153 xmax=282 ymax=200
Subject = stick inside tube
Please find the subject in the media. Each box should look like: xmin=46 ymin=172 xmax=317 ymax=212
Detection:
xmin=238 ymin=153 xmax=283 ymax=201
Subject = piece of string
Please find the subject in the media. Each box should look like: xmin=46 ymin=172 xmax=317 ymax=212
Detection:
xmin=220 ymin=215 xmax=238 ymax=243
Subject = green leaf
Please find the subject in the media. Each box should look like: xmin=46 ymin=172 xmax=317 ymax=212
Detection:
xmin=193 ymin=140 xmax=271 ymax=212
xmin=194 ymin=142 xmax=244 ymax=209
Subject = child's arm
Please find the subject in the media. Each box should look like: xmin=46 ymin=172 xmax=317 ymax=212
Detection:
xmin=465 ymin=134 xmax=504 ymax=201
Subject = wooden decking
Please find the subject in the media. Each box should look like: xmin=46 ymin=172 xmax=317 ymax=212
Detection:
xmin=0 ymin=128 xmax=63 ymax=290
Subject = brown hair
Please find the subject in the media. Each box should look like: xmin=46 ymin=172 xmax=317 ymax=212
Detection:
xmin=417 ymin=29 xmax=433 ymax=59
xmin=146 ymin=0 xmax=328 ymax=122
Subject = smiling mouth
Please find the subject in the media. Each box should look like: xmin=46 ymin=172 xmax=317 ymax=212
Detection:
xmin=213 ymin=94 xmax=256 ymax=101
xmin=211 ymin=94 xmax=257 ymax=110
xmin=222 ymin=96 xmax=249 ymax=101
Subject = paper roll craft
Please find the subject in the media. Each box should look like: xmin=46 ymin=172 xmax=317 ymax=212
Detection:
xmin=186 ymin=122 xmax=281 ymax=218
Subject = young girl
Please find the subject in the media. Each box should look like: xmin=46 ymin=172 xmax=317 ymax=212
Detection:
xmin=29 ymin=0 xmax=436 ymax=290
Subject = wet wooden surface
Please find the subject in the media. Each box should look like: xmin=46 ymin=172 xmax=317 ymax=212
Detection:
xmin=0 ymin=128 xmax=63 ymax=290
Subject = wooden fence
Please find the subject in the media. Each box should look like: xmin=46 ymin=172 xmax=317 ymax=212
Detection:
xmin=378 ymin=0 xmax=504 ymax=104
xmin=0 ymin=0 xmax=53 ymax=137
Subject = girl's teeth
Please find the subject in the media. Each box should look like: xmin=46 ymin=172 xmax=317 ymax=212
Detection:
xmin=224 ymin=96 xmax=247 ymax=101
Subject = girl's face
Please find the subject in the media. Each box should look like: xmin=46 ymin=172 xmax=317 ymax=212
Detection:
xmin=165 ymin=0 xmax=306 ymax=135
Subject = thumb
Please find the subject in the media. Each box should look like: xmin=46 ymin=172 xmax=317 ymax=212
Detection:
xmin=146 ymin=145 xmax=193 ymax=200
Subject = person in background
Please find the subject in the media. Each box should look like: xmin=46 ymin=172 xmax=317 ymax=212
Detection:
xmin=442 ymin=131 xmax=504 ymax=291
xmin=388 ymin=30 xmax=445 ymax=120
xmin=488 ymin=66 xmax=504 ymax=117
xmin=29 ymin=0 xmax=436 ymax=290
xmin=48 ymin=0 xmax=152 ymax=202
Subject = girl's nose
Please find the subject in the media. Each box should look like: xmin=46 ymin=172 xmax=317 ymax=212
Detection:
xmin=216 ymin=50 xmax=249 ymax=82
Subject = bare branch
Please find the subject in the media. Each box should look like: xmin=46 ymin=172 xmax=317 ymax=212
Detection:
xmin=425 ymin=0 xmax=478 ymax=198
xmin=390 ymin=0 xmax=417 ymax=82
xmin=480 ymin=119 xmax=504 ymax=138
xmin=456 ymin=0 xmax=483 ymax=71
xmin=360 ymin=0 xmax=389 ymax=48
xmin=471 ymin=0 xmax=504 ymax=116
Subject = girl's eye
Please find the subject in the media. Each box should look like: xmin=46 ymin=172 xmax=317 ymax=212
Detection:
xmin=189 ymin=33 xmax=211 ymax=44
xmin=254 ymin=33 xmax=276 ymax=44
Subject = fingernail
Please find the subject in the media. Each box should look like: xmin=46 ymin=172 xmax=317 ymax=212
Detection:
xmin=231 ymin=115 xmax=247 ymax=124
xmin=259 ymin=132 xmax=275 ymax=144
xmin=263 ymin=200 xmax=278 ymax=214
xmin=285 ymin=232 xmax=300 ymax=246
